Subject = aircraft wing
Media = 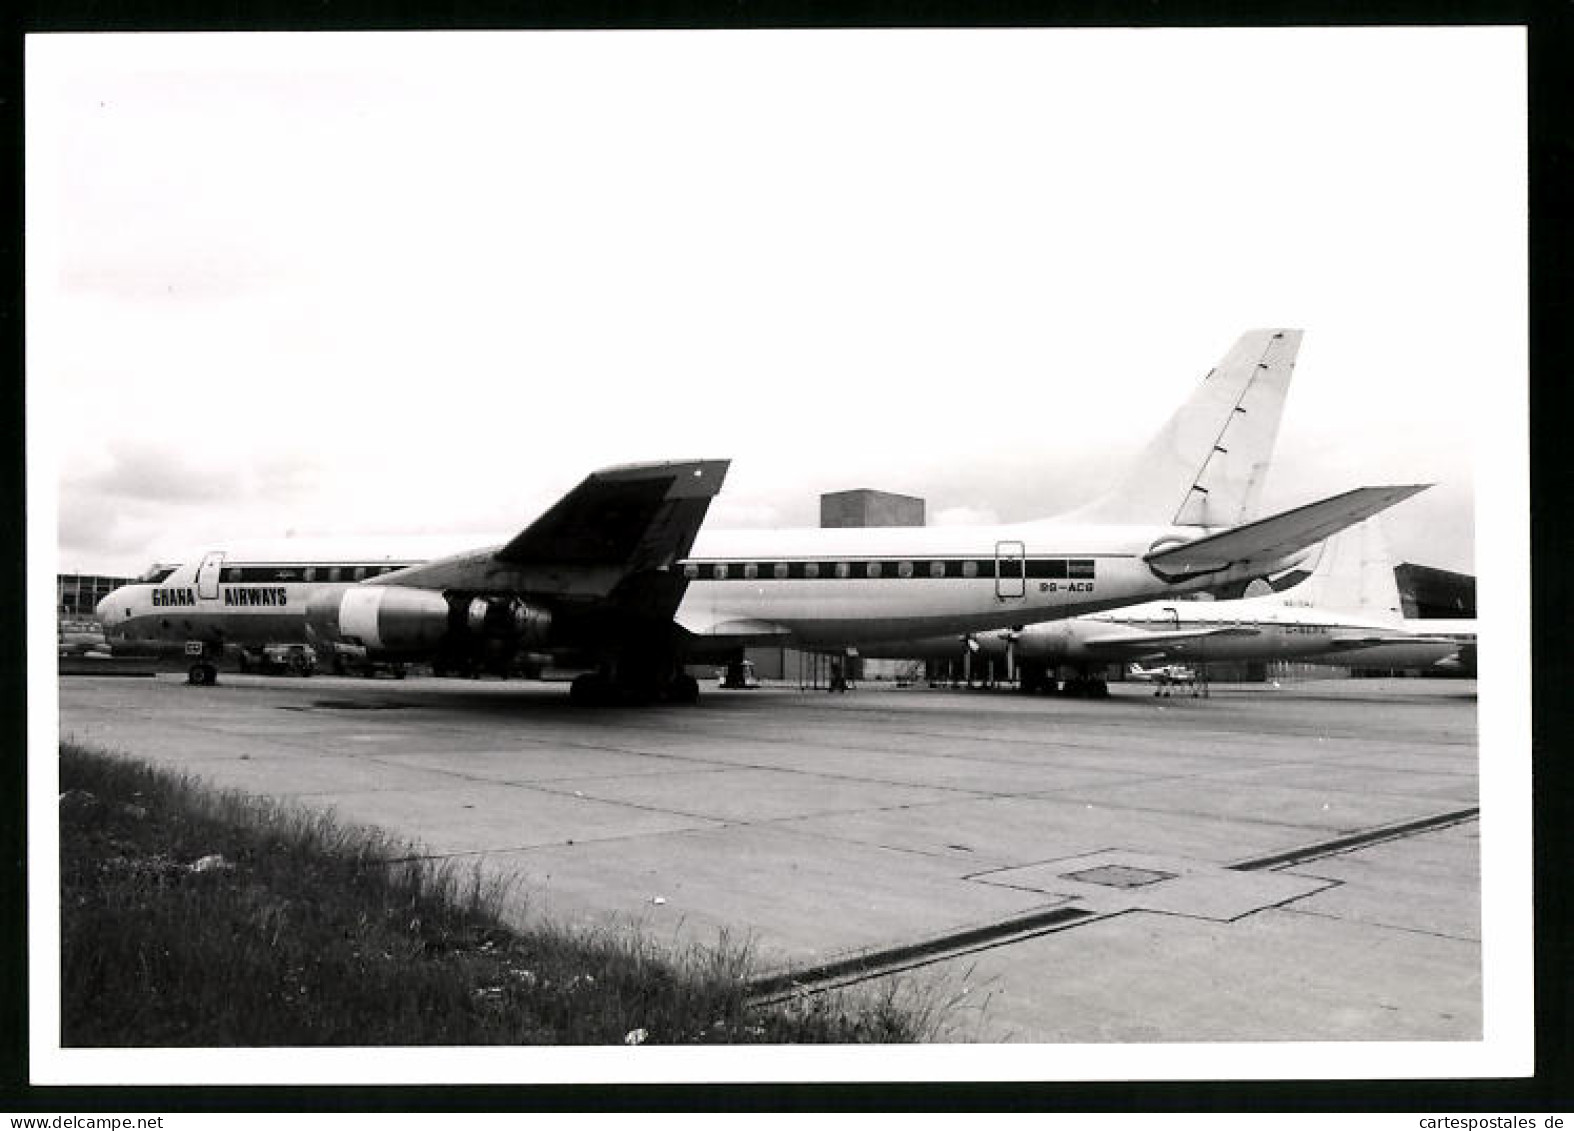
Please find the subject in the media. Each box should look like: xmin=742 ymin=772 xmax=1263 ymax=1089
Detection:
xmin=1077 ymin=625 xmax=1260 ymax=657
xmin=377 ymin=459 xmax=730 ymax=609
xmin=1144 ymin=485 xmax=1430 ymax=578
xmin=1324 ymin=632 xmax=1465 ymax=651
xmin=496 ymin=459 xmax=730 ymax=569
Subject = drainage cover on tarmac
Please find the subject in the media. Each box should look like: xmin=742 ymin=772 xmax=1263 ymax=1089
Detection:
xmin=971 ymin=850 xmax=1335 ymax=922
xmin=1062 ymin=864 xmax=1177 ymax=889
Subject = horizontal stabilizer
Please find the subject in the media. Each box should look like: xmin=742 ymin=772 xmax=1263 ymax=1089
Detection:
xmin=1144 ymin=485 xmax=1430 ymax=578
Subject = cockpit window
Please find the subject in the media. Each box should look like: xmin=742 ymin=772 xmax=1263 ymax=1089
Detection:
xmin=136 ymin=563 xmax=178 ymax=584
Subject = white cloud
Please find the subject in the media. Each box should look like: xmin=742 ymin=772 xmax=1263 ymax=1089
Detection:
xmin=932 ymin=506 xmax=1001 ymax=528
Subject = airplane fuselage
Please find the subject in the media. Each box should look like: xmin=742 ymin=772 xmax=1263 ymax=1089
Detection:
xmin=97 ymin=519 xmax=1305 ymax=659
xmin=673 ymin=519 xmax=1291 ymax=650
xmin=867 ymin=596 xmax=1466 ymax=669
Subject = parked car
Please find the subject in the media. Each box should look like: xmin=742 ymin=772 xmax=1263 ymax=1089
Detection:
xmin=240 ymin=643 xmax=317 ymax=676
xmin=324 ymin=642 xmax=408 ymax=679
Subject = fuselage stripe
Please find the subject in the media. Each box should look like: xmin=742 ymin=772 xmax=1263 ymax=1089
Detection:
xmin=677 ymin=557 xmax=1122 ymax=581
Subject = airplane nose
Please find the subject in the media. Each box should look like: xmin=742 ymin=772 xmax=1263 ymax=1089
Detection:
xmin=94 ymin=592 xmax=119 ymax=622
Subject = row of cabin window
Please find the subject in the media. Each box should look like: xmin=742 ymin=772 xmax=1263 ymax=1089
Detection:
xmin=682 ymin=559 xmax=1097 ymax=581
xmin=218 ymin=564 xmax=411 ymax=584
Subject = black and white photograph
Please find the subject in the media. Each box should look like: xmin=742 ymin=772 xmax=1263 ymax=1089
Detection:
xmin=27 ymin=26 xmax=1530 ymax=1092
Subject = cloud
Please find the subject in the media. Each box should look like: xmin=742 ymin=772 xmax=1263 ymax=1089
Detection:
xmin=54 ymin=441 xmax=344 ymax=573
xmin=706 ymin=498 xmax=788 ymax=530
xmin=65 ymin=441 xmax=330 ymax=507
xmin=55 ymin=487 xmax=174 ymax=573
xmin=932 ymin=506 xmax=1001 ymax=527
xmin=66 ymin=442 xmax=244 ymax=504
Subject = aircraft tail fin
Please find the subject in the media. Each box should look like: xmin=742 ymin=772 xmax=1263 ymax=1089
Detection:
xmin=1275 ymin=519 xmax=1406 ymax=623
xmin=1068 ymin=329 xmax=1302 ymax=527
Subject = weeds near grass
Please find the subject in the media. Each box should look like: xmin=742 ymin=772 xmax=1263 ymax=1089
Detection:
xmin=59 ymin=742 xmax=939 ymax=1046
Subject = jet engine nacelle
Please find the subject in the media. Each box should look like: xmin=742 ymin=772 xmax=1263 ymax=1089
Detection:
xmin=305 ymin=586 xmax=453 ymax=656
xmin=307 ymin=588 xmax=555 ymax=656
xmin=1004 ymin=622 xmax=1083 ymax=663
xmin=464 ymin=596 xmax=552 ymax=645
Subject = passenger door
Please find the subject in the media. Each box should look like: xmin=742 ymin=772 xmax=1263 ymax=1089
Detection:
xmin=995 ymin=541 xmax=1026 ymax=601
xmin=195 ymin=551 xmax=225 ymax=601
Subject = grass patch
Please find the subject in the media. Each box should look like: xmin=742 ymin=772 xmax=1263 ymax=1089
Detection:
xmin=59 ymin=741 xmax=942 ymax=1046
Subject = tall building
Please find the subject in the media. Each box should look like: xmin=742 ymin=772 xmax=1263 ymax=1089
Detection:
xmin=819 ymin=489 xmax=925 ymax=529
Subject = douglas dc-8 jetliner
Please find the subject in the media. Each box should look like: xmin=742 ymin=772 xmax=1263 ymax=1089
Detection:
xmin=878 ymin=517 xmax=1467 ymax=696
xmin=96 ymin=329 xmax=1428 ymax=705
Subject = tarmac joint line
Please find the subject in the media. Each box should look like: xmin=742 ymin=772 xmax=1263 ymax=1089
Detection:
xmin=748 ymin=807 xmax=1479 ymax=1003
xmin=1227 ymin=806 xmax=1479 ymax=871
xmin=746 ymin=904 xmax=1100 ymax=1002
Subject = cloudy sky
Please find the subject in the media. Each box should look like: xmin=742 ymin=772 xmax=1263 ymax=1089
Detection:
xmin=30 ymin=29 xmax=1524 ymax=578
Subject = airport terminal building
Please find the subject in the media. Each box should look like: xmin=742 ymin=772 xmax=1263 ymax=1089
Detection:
xmin=58 ymin=573 xmax=131 ymax=619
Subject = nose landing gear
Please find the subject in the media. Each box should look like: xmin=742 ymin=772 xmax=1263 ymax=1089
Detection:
xmin=185 ymin=641 xmax=221 ymax=686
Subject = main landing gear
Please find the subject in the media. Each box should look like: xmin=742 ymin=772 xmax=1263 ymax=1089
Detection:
xmin=569 ymin=669 xmax=700 ymax=707
xmin=1058 ymin=674 xmax=1111 ymax=698
xmin=1013 ymin=662 xmax=1110 ymax=698
xmin=569 ymin=635 xmax=700 ymax=707
xmin=569 ymin=632 xmax=702 ymax=707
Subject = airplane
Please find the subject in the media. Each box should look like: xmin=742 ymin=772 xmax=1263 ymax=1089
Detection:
xmin=880 ymin=517 xmax=1468 ymax=696
xmin=95 ymin=329 xmax=1429 ymax=706
xmin=1124 ymin=662 xmax=1200 ymax=695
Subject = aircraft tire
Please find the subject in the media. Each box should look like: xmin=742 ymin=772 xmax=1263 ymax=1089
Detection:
xmin=668 ymin=673 xmax=700 ymax=704
xmin=188 ymin=662 xmax=217 ymax=686
xmin=570 ymin=672 xmax=612 ymax=708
